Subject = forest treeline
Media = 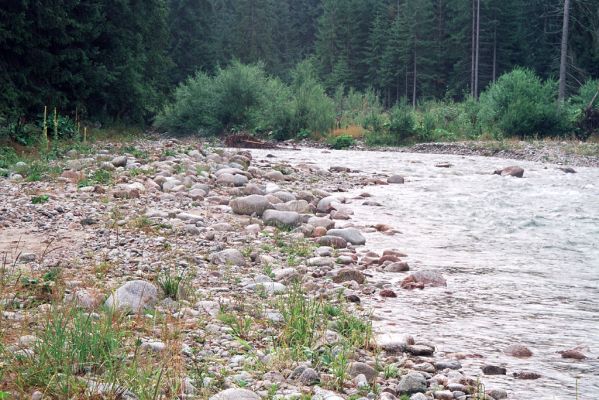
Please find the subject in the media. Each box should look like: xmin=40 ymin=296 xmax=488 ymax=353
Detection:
xmin=1 ymin=0 xmax=598 ymax=141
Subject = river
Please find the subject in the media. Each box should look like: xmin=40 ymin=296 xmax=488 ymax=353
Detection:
xmin=252 ymin=147 xmax=599 ymax=400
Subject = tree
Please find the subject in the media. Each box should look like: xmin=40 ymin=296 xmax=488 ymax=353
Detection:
xmin=559 ymin=0 xmax=571 ymax=102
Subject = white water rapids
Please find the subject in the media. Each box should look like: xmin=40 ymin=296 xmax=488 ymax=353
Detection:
xmin=252 ymin=147 xmax=599 ymax=399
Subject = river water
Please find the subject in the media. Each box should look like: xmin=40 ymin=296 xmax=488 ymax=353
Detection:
xmin=252 ymin=148 xmax=599 ymax=400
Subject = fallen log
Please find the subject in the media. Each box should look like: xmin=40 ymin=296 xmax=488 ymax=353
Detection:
xmin=224 ymin=133 xmax=280 ymax=149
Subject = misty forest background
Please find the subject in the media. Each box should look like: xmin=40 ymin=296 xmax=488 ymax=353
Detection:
xmin=1 ymin=0 xmax=599 ymax=145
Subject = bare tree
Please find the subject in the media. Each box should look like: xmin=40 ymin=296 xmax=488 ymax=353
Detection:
xmin=558 ymin=0 xmax=571 ymax=103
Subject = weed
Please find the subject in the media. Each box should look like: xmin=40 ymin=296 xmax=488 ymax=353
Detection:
xmin=327 ymin=134 xmax=355 ymax=149
xmin=384 ymin=364 xmax=399 ymax=379
xmin=31 ymin=194 xmax=49 ymax=204
xmin=158 ymin=269 xmax=184 ymax=300
xmin=218 ymin=312 xmax=254 ymax=340
xmin=334 ymin=311 xmax=373 ymax=349
xmin=78 ymin=169 xmax=113 ymax=187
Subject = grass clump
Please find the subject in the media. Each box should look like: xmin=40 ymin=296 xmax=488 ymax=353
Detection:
xmin=327 ymin=134 xmax=355 ymax=150
xmin=78 ymin=169 xmax=113 ymax=187
xmin=157 ymin=269 xmax=184 ymax=300
xmin=31 ymin=194 xmax=49 ymax=204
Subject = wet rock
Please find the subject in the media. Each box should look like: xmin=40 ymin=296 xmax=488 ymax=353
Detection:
xmin=558 ymin=167 xmax=577 ymax=173
xmin=481 ymin=365 xmax=506 ymax=375
xmin=387 ymin=175 xmax=405 ymax=184
xmin=487 ymin=389 xmax=508 ymax=399
xmin=493 ymin=166 xmax=524 ymax=178
xmin=434 ymin=360 xmax=462 ymax=370
xmin=104 ymin=280 xmax=158 ymax=314
xmin=380 ymin=289 xmax=397 ymax=298
xmin=348 ymin=362 xmax=377 ymax=382
xmin=274 ymin=199 xmax=310 ymax=213
xmin=513 ymin=371 xmax=541 ymax=380
xmin=409 ymin=394 xmax=428 ymax=400
xmin=435 ymin=162 xmax=453 ymax=168
xmin=229 ymin=195 xmax=271 ymax=216
xmin=317 ymin=195 xmax=342 ymax=213
xmin=559 ymin=348 xmax=587 ymax=360
xmin=262 ymin=209 xmax=300 ymax=227
xmin=326 ymin=228 xmax=366 ymax=245
xmin=345 ymin=294 xmax=361 ymax=303
xmin=384 ymin=262 xmax=410 ymax=272
xmin=19 ymin=253 xmax=36 ymax=263
xmin=210 ymin=249 xmax=246 ymax=266
xmin=401 ymin=270 xmax=446 ymax=289
xmin=397 ymin=372 xmax=427 ymax=394
xmin=333 ymin=268 xmax=365 ymax=284
xmin=504 ymin=344 xmax=533 ymax=357
xmin=209 ymin=389 xmax=260 ymax=400
xmin=406 ymin=344 xmax=435 ymax=356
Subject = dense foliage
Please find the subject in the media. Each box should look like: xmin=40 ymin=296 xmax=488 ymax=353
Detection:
xmin=1 ymin=0 xmax=598 ymax=142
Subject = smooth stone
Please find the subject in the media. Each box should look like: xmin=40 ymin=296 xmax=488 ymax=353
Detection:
xmin=348 ymin=362 xmax=377 ymax=382
xmin=326 ymin=228 xmax=366 ymax=245
xmin=298 ymin=368 xmax=320 ymax=385
xmin=481 ymin=365 xmax=507 ymax=375
xmin=262 ymin=209 xmax=300 ymax=227
xmin=401 ymin=270 xmax=447 ymax=289
xmin=316 ymin=236 xmax=347 ymax=249
xmin=104 ymin=280 xmax=158 ymax=314
xmin=308 ymin=216 xmax=335 ymax=229
xmin=229 ymin=195 xmax=271 ymax=216
xmin=209 ymin=389 xmax=260 ymax=400
xmin=494 ymin=166 xmax=524 ymax=178
xmin=397 ymin=372 xmax=427 ymax=394
xmin=504 ymin=344 xmax=533 ymax=357
xmin=210 ymin=249 xmax=246 ymax=266
xmin=333 ymin=268 xmax=365 ymax=284
xmin=111 ymin=156 xmax=128 ymax=168
xmin=387 ymin=175 xmax=405 ymax=184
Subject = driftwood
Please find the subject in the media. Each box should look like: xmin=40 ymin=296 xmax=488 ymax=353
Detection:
xmin=224 ymin=133 xmax=279 ymax=149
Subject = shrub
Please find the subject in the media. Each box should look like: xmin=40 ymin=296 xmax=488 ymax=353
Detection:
xmin=388 ymin=101 xmax=416 ymax=142
xmin=290 ymin=61 xmax=335 ymax=135
xmin=327 ymin=134 xmax=355 ymax=149
xmin=478 ymin=68 xmax=572 ymax=138
xmin=333 ymin=86 xmax=384 ymax=129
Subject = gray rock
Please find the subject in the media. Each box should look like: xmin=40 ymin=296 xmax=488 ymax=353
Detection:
xmin=326 ymin=228 xmax=366 ymax=245
xmin=209 ymin=389 xmax=260 ymax=400
xmin=244 ymin=282 xmax=286 ymax=294
xmin=397 ymin=372 xmax=427 ymax=394
xmin=317 ymin=236 xmax=347 ymax=249
xmin=210 ymin=249 xmax=246 ymax=266
xmin=308 ymin=216 xmax=335 ymax=229
xmin=230 ymin=195 xmax=271 ymax=216
xmin=265 ymin=170 xmax=285 ymax=181
xmin=387 ymin=175 xmax=405 ymax=184
xmin=272 ymin=191 xmax=296 ymax=202
xmin=233 ymin=174 xmax=249 ymax=186
xmin=104 ymin=280 xmax=158 ymax=313
xmin=111 ymin=156 xmax=128 ymax=168
xmin=401 ymin=270 xmax=447 ymax=289
xmin=317 ymin=196 xmax=341 ymax=213
xmin=262 ymin=209 xmax=300 ymax=227
xmin=274 ymin=200 xmax=311 ymax=213
xmin=481 ymin=365 xmax=507 ymax=375
xmin=406 ymin=344 xmax=435 ymax=356
xmin=409 ymin=394 xmax=428 ymax=400
xmin=434 ymin=360 xmax=462 ymax=370
xmin=333 ymin=268 xmax=365 ymax=284
xmin=348 ymin=362 xmax=377 ymax=382
xmin=298 ymin=368 xmax=320 ymax=385
xmin=487 ymin=389 xmax=508 ymax=400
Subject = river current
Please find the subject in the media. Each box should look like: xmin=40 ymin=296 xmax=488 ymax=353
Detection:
xmin=252 ymin=148 xmax=599 ymax=399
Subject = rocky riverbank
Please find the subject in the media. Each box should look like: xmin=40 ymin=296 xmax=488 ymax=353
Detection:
xmin=1 ymin=137 xmax=545 ymax=400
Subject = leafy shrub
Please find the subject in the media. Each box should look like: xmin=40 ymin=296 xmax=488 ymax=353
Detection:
xmin=289 ymin=61 xmax=335 ymax=135
xmin=156 ymin=61 xmax=332 ymax=139
xmin=388 ymin=101 xmax=416 ymax=142
xmin=327 ymin=134 xmax=355 ymax=149
xmin=333 ymin=86 xmax=384 ymax=129
xmin=478 ymin=68 xmax=572 ymax=138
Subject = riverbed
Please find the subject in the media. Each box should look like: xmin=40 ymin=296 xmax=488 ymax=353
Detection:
xmin=252 ymin=147 xmax=599 ymax=400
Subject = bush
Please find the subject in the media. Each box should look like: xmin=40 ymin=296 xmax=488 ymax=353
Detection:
xmin=156 ymin=60 xmax=332 ymax=139
xmin=388 ymin=101 xmax=417 ymax=142
xmin=478 ymin=68 xmax=572 ymax=138
xmin=327 ymin=134 xmax=355 ymax=149
xmin=333 ymin=86 xmax=384 ymax=129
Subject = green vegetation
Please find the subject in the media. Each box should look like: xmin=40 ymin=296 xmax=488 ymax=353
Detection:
xmin=327 ymin=135 xmax=355 ymax=150
xmin=31 ymin=195 xmax=50 ymax=204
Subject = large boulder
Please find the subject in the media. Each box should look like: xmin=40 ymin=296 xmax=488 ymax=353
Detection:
xmin=209 ymin=389 xmax=260 ymax=400
xmin=348 ymin=362 xmax=377 ymax=382
xmin=317 ymin=196 xmax=342 ymax=213
xmin=493 ymin=166 xmax=524 ymax=178
xmin=229 ymin=195 xmax=271 ymax=216
xmin=262 ymin=209 xmax=300 ymax=227
xmin=387 ymin=175 xmax=405 ymax=184
xmin=210 ymin=249 xmax=246 ymax=266
xmin=308 ymin=216 xmax=335 ymax=229
xmin=401 ymin=270 xmax=446 ymax=289
xmin=104 ymin=280 xmax=158 ymax=313
xmin=326 ymin=228 xmax=366 ymax=245
xmin=504 ymin=344 xmax=533 ymax=358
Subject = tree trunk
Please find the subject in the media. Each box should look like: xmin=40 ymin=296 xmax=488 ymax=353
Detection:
xmin=492 ymin=24 xmax=497 ymax=82
xmin=558 ymin=0 xmax=571 ymax=103
xmin=471 ymin=0 xmax=475 ymax=97
xmin=474 ymin=0 xmax=480 ymax=99
xmin=412 ymin=46 xmax=417 ymax=108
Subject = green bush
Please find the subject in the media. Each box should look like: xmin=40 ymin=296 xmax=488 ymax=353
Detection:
xmin=289 ymin=61 xmax=335 ymax=135
xmin=478 ymin=68 xmax=572 ymax=138
xmin=333 ymin=86 xmax=384 ymax=129
xmin=327 ymin=134 xmax=355 ymax=149
xmin=156 ymin=61 xmax=331 ymax=139
xmin=388 ymin=101 xmax=416 ymax=142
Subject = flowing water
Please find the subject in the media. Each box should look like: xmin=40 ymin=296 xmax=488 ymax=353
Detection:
xmin=252 ymin=148 xmax=599 ymax=400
